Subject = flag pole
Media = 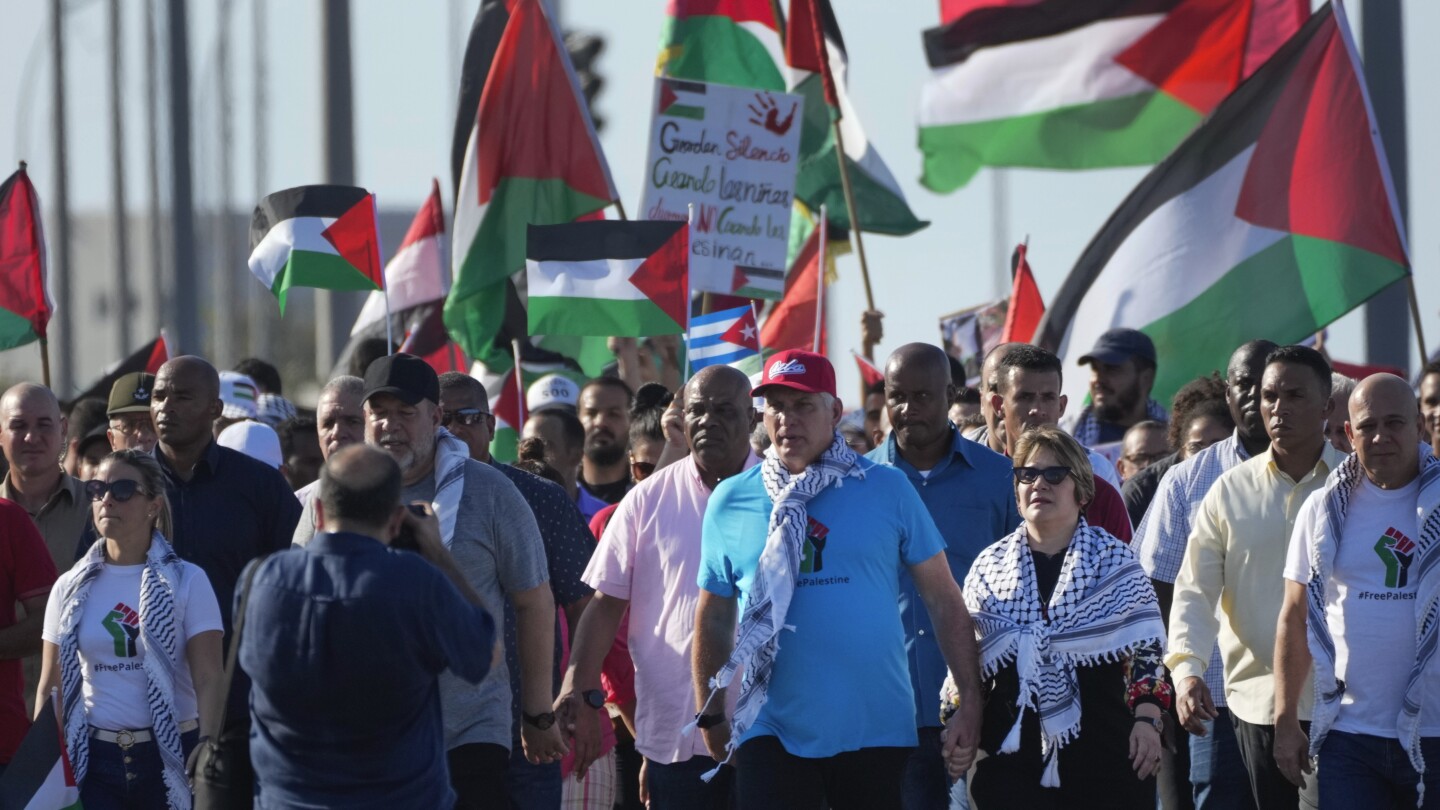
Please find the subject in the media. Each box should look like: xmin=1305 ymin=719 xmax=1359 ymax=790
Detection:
xmin=372 ymin=193 xmax=393 ymax=355
xmin=613 ymin=197 xmax=628 ymax=221
xmin=39 ymin=339 xmax=51 ymax=389
xmin=685 ymin=204 xmax=694 ymax=382
xmin=814 ymin=204 xmax=827 ymax=354
xmin=1407 ymin=277 xmax=1429 ymax=367
xmin=511 ymin=338 xmax=527 ymax=425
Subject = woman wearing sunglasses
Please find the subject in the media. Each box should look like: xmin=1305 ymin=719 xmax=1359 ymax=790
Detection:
xmin=36 ymin=449 xmax=223 ymax=809
xmin=941 ymin=427 xmax=1170 ymax=808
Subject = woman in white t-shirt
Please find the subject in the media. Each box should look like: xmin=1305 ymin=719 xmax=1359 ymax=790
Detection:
xmin=36 ymin=449 xmax=223 ymax=809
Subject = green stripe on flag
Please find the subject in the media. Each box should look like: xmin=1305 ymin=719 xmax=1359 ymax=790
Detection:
xmin=660 ymin=15 xmax=785 ymax=90
xmin=272 ymin=249 xmax=378 ymax=313
xmin=1141 ymin=235 xmax=1408 ymax=401
xmin=491 ymin=427 xmax=519 ymax=465
xmin=529 ymin=296 xmax=683 ymax=337
xmin=663 ymin=104 xmax=706 ymax=120
xmin=0 ymin=305 xmax=39 ymax=350
xmin=919 ymin=91 xmax=1202 ymax=193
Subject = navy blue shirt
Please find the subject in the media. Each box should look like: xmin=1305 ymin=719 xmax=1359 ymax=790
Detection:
xmin=489 ymin=460 xmax=595 ymax=742
xmin=868 ymin=425 xmax=1021 ymax=728
xmin=240 ymin=532 xmax=495 ymax=810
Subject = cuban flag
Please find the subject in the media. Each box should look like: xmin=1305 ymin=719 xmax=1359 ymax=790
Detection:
xmin=688 ymin=305 xmax=761 ymax=371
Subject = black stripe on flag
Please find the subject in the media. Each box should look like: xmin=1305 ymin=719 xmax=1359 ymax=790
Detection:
xmin=527 ymin=220 xmax=687 ymax=263
xmin=1035 ymin=5 xmax=1332 ymax=352
xmin=663 ymin=78 xmax=708 ymax=96
xmin=924 ymin=0 xmax=1180 ymax=69
xmin=249 ymin=185 xmax=371 ymax=251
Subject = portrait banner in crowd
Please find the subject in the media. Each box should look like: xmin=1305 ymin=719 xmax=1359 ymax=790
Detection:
xmin=641 ymin=77 xmax=804 ymax=299
xmin=939 ymin=299 xmax=1007 ymax=387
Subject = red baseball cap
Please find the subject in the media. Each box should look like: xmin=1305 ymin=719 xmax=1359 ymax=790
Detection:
xmin=752 ymin=350 xmax=836 ymax=397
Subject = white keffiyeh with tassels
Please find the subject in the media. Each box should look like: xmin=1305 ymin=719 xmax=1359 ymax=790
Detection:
xmin=1304 ymin=446 xmax=1440 ymax=807
xmin=964 ymin=520 xmax=1166 ymax=788
xmin=429 ymin=427 xmax=471 ymax=548
xmin=57 ymin=531 xmax=193 ymax=809
xmin=690 ymin=432 xmax=864 ymax=775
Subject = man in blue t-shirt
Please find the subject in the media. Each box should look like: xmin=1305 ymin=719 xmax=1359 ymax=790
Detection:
xmin=693 ymin=350 xmax=983 ymax=810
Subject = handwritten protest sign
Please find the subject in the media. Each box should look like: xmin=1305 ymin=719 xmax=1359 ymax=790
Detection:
xmin=642 ymin=78 xmax=805 ymax=299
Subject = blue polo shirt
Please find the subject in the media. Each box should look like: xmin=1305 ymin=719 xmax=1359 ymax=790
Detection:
xmin=867 ymin=426 xmax=1020 ymax=727
xmin=698 ymin=458 xmax=945 ymax=757
xmin=241 ymin=532 xmax=495 ymax=810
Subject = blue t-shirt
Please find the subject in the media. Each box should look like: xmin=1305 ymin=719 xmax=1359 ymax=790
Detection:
xmin=697 ymin=458 xmax=946 ymax=757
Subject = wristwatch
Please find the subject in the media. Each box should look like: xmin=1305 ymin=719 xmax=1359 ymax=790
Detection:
xmin=581 ymin=689 xmax=607 ymax=710
xmin=523 ymin=711 xmax=556 ymax=730
xmin=1134 ymin=715 xmax=1164 ymax=734
xmin=694 ymin=712 xmax=726 ymax=730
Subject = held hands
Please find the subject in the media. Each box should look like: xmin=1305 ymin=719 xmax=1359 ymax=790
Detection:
xmin=553 ymin=692 xmax=603 ymax=780
xmin=1274 ymin=717 xmax=1314 ymax=788
xmin=521 ymin=717 xmax=569 ymax=766
xmin=1176 ymin=676 xmax=1217 ymax=735
xmin=941 ymin=694 xmax=980 ymax=780
xmin=1129 ymin=711 xmax=1164 ymax=780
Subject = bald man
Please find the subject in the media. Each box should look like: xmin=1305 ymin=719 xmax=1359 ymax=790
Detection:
xmin=1275 ymin=374 xmax=1439 ymax=804
xmin=294 ymin=376 xmax=366 ymax=529
xmin=0 ymin=383 xmax=92 ymax=571
xmin=867 ymin=343 xmax=1015 ymax=810
xmin=964 ymin=342 xmax=1019 ymax=455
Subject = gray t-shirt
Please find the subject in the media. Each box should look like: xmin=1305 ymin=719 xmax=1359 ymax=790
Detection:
xmin=293 ymin=457 xmax=549 ymax=750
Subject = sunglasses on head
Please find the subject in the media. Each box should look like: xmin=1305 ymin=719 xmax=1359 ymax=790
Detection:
xmin=1012 ymin=466 xmax=1073 ymax=486
xmin=442 ymin=408 xmax=491 ymax=428
xmin=86 ymin=479 xmax=145 ymax=503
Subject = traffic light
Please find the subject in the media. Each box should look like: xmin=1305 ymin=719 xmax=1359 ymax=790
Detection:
xmin=565 ymin=31 xmax=605 ymax=132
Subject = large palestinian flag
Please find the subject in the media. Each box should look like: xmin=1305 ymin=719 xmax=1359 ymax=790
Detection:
xmin=446 ymin=0 xmax=617 ymax=370
xmin=918 ymin=0 xmax=1308 ymax=192
xmin=526 ymin=221 xmax=689 ymax=337
xmin=1036 ymin=4 xmax=1410 ymax=407
xmin=248 ymin=185 xmax=383 ymax=313
xmin=0 ymin=164 xmax=53 ymax=350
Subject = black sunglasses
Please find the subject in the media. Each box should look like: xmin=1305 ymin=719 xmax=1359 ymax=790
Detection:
xmin=442 ymin=408 xmax=492 ymax=428
xmin=631 ymin=460 xmax=657 ymax=480
xmin=86 ymin=479 xmax=145 ymax=503
xmin=1012 ymin=466 xmax=1073 ymax=486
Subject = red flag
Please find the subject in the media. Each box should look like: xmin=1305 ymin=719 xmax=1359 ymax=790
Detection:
xmin=1000 ymin=243 xmax=1044 ymax=344
xmin=786 ymin=0 xmax=839 ymax=107
xmin=0 ymin=164 xmax=53 ymax=348
xmin=760 ymin=227 xmax=825 ymax=353
xmin=144 ymin=332 xmax=171 ymax=375
xmin=853 ymin=351 xmax=884 ymax=389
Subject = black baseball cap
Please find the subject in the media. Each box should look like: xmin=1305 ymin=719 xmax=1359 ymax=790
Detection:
xmin=362 ymin=353 xmax=439 ymax=406
xmin=107 ymin=372 xmax=155 ymax=417
xmin=1078 ymin=328 xmax=1157 ymax=367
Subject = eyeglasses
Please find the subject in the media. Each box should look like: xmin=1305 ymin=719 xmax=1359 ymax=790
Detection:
xmin=1123 ymin=451 xmax=1168 ymax=467
xmin=442 ymin=408 xmax=492 ymax=428
xmin=86 ymin=479 xmax=145 ymax=503
xmin=1012 ymin=466 xmax=1073 ymax=486
xmin=630 ymin=460 xmax=656 ymax=480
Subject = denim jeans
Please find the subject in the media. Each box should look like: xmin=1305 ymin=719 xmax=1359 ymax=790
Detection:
xmin=1190 ymin=709 xmax=1256 ymax=810
xmin=902 ymin=727 xmax=963 ymax=810
xmin=506 ymin=742 xmax=561 ymax=810
xmin=644 ymin=754 xmax=733 ymax=810
xmin=80 ymin=728 xmax=199 ymax=810
xmin=1318 ymin=731 xmax=1440 ymax=807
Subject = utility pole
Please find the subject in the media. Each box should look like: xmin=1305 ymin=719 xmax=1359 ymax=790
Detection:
xmin=50 ymin=0 xmax=74 ymax=395
xmin=1361 ymin=0 xmax=1411 ymax=369
xmin=109 ymin=0 xmax=132 ymax=353
xmin=318 ymin=0 xmax=357 ymax=378
xmin=145 ymin=0 xmax=166 ymax=338
xmin=990 ymin=170 xmax=1010 ymax=300
xmin=249 ymin=0 xmax=272 ymax=360
xmin=167 ymin=0 xmax=199 ymax=357
xmin=215 ymin=0 xmax=237 ymax=366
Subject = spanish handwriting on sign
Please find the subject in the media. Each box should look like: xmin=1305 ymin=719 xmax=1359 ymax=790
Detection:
xmin=642 ymin=79 xmax=805 ymax=300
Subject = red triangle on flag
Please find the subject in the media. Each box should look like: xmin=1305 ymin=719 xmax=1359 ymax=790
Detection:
xmin=760 ymin=226 xmax=824 ymax=353
xmin=143 ymin=334 xmax=170 ymax=375
xmin=321 ymin=195 xmax=384 ymax=289
xmin=658 ymin=81 xmax=680 ymax=116
xmin=719 ymin=307 xmax=761 ymax=351
xmin=853 ymin=352 xmax=884 ymax=389
xmin=1000 ymin=244 xmax=1045 ymax=344
xmin=628 ymin=225 xmax=690 ymax=329
xmin=493 ymin=367 xmax=525 ymax=429
xmin=398 ymin=178 xmax=446 ymax=249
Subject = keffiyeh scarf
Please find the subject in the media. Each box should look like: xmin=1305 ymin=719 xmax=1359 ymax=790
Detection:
xmin=1070 ymin=399 xmax=1168 ymax=448
xmin=430 ymin=427 xmax=471 ymax=548
xmin=965 ymin=520 xmax=1165 ymax=787
xmin=1304 ymin=446 xmax=1440 ymax=806
xmin=57 ymin=531 xmax=191 ymax=809
xmin=691 ymin=432 xmax=865 ymax=774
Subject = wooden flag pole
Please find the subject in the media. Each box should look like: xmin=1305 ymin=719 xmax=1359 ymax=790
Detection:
xmin=685 ymin=204 xmax=695 ymax=381
xmin=1407 ymin=276 xmax=1429 ymax=367
xmin=613 ymin=197 xmax=629 ymax=222
xmin=39 ymin=339 xmax=51 ymax=388
xmin=814 ymin=204 xmax=827 ymax=354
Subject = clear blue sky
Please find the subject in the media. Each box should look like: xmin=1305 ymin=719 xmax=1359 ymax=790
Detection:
xmin=1 ymin=0 xmax=1436 ymax=400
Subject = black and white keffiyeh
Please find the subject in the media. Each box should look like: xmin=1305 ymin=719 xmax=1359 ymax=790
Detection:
xmin=430 ymin=427 xmax=470 ymax=548
xmin=691 ymin=432 xmax=864 ymax=774
xmin=964 ymin=520 xmax=1165 ymax=787
xmin=1304 ymin=446 xmax=1440 ymax=806
xmin=57 ymin=531 xmax=192 ymax=809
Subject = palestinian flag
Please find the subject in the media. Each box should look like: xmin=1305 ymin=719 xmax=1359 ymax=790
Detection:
xmin=0 ymin=695 xmax=81 ymax=809
xmin=853 ymin=350 xmax=884 ymax=389
xmin=0 ymin=164 xmax=54 ymax=350
xmin=248 ymin=185 xmax=383 ymax=313
xmin=999 ymin=243 xmax=1044 ymax=344
xmin=526 ymin=221 xmax=689 ymax=337
xmin=480 ymin=351 xmax=585 ymax=463
xmin=353 ymin=178 xmax=448 ymax=336
xmin=447 ymin=0 xmax=617 ymax=369
xmin=73 ymin=332 xmax=171 ymax=403
xmin=785 ymin=0 xmax=927 ymax=235
xmin=1036 ymin=4 xmax=1411 ymax=407
xmin=918 ymin=0 xmax=1308 ymax=192
xmin=761 ymin=219 xmax=827 ymax=353
xmin=659 ymin=0 xmax=786 ymax=91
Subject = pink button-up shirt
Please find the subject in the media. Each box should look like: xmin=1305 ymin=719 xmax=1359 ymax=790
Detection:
xmin=583 ymin=452 xmax=757 ymax=764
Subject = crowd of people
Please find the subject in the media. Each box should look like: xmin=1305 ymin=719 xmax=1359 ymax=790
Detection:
xmin=3 ymin=324 xmax=1440 ymax=810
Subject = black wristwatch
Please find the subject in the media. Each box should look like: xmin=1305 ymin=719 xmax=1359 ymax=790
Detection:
xmin=1134 ymin=715 xmax=1164 ymax=734
xmin=694 ymin=711 xmax=726 ymax=730
xmin=523 ymin=711 xmax=556 ymax=730
xmin=581 ymin=689 xmax=607 ymax=710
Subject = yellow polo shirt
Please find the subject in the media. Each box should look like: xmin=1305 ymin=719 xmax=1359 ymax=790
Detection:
xmin=1166 ymin=444 xmax=1345 ymax=726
